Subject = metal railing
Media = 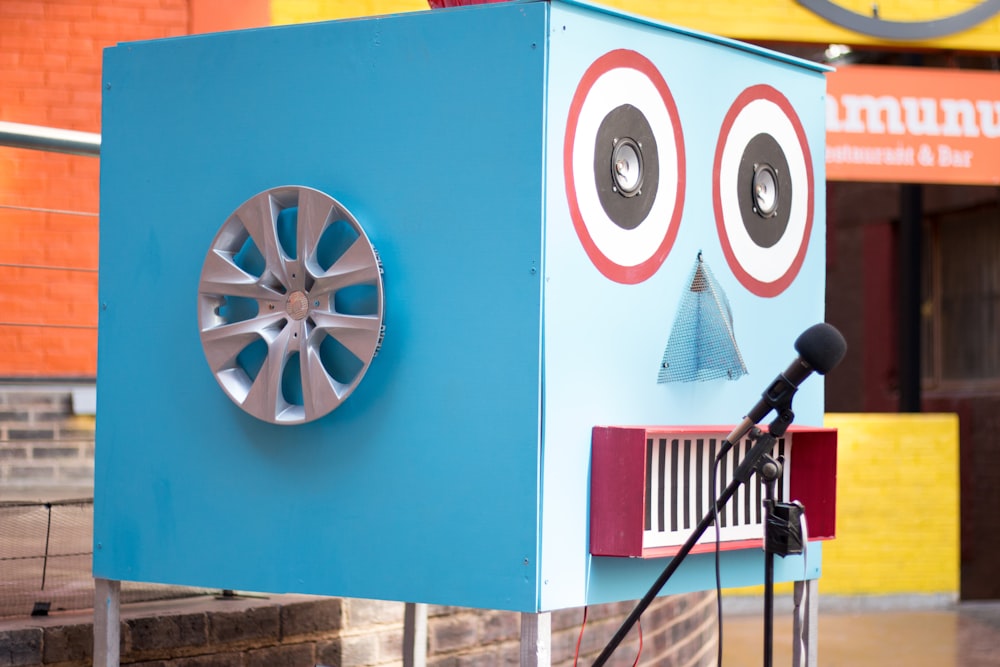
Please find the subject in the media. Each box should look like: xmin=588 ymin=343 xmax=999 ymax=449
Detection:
xmin=0 ymin=121 xmax=100 ymax=157
xmin=0 ymin=122 xmax=101 ymax=343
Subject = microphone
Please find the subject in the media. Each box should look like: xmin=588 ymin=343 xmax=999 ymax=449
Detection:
xmin=724 ymin=322 xmax=846 ymax=445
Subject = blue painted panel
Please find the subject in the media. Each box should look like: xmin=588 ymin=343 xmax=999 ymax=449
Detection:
xmin=97 ymin=3 xmax=547 ymax=611
xmin=585 ymin=543 xmax=824 ymax=604
xmin=540 ymin=3 xmax=828 ymax=609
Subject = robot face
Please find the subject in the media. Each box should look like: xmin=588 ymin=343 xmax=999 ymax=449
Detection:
xmin=559 ymin=45 xmax=821 ymax=392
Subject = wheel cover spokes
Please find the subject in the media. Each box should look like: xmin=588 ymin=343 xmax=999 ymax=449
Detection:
xmin=197 ymin=186 xmax=385 ymax=425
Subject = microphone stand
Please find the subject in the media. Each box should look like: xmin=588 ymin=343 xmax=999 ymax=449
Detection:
xmin=759 ymin=443 xmax=783 ymax=667
xmin=591 ymin=409 xmax=795 ymax=667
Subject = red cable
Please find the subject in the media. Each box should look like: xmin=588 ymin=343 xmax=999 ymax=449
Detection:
xmin=574 ymin=606 xmax=589 ymax=667
xmin=632 ymin=618 xmax=643 ymax=667
xmin=574 ymin=605 xmax=642 ymax=666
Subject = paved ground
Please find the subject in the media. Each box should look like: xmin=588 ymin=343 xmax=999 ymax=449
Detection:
xmin=720 ymin=599 xmax=1000 ymax=666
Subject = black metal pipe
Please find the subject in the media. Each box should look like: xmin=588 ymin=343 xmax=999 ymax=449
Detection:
xmin=763 ymin=482 xmax=776 ymax=667
xmin=898 ymin=183 xmax=922 ymax=412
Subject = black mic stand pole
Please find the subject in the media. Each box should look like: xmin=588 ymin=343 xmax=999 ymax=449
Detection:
xmin=592 ymin=409 xmax=794 ymax=667
xmin=759 ymin=409 xmax=794 ymax=667
xmin=760 ymin=453 xmax=781 ymax=667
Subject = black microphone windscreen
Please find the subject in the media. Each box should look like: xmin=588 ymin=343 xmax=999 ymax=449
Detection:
xmin=794 ymin=323 xmax=847 ymax=375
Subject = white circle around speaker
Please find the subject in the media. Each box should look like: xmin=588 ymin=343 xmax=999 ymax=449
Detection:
xmin=713 ymin=85 xmax=814 ymax=298
xmin=197 ymin=186 xmax=385 ymax=425
xmin=564 ymin=49 xmax=685 ymax=284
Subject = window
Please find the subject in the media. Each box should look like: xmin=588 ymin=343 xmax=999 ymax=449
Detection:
xmin=924 ymin=205 xmax=1000 ymax=387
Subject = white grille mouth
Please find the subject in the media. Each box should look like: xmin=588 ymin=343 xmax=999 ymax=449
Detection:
xmin=591 ymin=425 xmax=835 ymax=560
xmin=642 ymin=433 xmax=791 ymax=549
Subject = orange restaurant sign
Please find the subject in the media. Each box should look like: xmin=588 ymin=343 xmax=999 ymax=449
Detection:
xmin=826 ymin=65 xmax=1000 ymax=185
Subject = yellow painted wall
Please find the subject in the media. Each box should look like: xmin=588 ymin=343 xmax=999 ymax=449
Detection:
xmin=607 ymin=0 xmax=1000 ymax=52
xmin=731 ymin=413 xmax=960 ymax=597
xmin=271 ymin=0 xmax=1000 ymax=51
xmin=820 ymin=413 xmax=960 ymax=595
xmin=271 ymin=0 xmax=427 ymax=24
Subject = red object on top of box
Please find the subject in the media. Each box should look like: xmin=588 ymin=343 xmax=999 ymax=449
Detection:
xmin=428 ymin=0 xmax=509 ymax=8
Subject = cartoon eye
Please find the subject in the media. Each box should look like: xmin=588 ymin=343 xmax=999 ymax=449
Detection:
xmin=564 ymin=49 xmax=685 ymax=285
xmin=713 ymin=84 xmax=814 ymax=297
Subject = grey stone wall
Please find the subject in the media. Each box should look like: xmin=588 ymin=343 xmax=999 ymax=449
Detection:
xmin=0 ymin=592 xmax=716 ymax=667
xmin=0 ymin=385 xmax=95 ymax=497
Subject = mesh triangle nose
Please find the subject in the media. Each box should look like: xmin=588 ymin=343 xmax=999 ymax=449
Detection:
xmin=658 ymin=255 xmax=747 ymax=383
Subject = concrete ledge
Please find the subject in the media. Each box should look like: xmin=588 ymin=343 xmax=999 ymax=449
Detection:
xmin=0 ymin=593 xmax=343 ymax=667
xmin=0 ymin=591 xmax=718 ymax=667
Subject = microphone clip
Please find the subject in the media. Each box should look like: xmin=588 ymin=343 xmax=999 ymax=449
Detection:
xmin=768 ymin=407 xmax=795 ymax=438
xmin=760 ymin=372 xmax=800 ymax=426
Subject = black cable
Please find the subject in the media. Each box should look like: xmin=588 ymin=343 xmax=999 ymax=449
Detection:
xmin=40 ymin=502 xmax=52 ymax=592
xmin=711 ymin=444 xmax=727 ymax=667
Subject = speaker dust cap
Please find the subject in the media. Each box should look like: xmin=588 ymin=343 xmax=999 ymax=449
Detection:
xmin=197 ymin=186 xmax=385 ymax=425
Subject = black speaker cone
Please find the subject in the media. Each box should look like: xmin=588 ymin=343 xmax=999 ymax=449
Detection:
xmin=736 ymin=133 xmax=790 ymax=249
xmin=593 ymin=104 xmax=658 ymax=231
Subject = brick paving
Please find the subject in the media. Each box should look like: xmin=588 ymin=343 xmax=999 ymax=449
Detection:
xmin=721 ymin=601 xmax=1000 ymax=666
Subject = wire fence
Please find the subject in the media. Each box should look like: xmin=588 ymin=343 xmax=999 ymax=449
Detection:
xmin=0 ymin=498 xmax=211 ymax=618
xmin=0 ymin=203 xmax=99 ymax=334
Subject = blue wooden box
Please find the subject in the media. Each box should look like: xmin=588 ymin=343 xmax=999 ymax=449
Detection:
xmin=95 ymin=0 xmax=828 ymax=612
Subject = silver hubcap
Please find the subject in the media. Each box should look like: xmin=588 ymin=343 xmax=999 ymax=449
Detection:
xmin=197 ymin=186 xmax=385 ymax=424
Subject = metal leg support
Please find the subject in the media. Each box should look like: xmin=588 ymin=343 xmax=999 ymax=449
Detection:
xmin=792 ymin=579 xmax=819 ymax=667
xmin=404 ymin=602 xmax=428 ymax=667
xmin=520 ymin=612 xmax=551 ymax=667
xmin=94 ymin=577 xmax=121 ymax=667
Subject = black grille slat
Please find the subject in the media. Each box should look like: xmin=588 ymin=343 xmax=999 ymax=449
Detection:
xmin=696 ymin=438 xmax=705 ymax=521
xmin=683 ymin=439 xmax=692 ymax=530
xmin=657 ymin=438 xmax=667 ymax=532
xmin=669 ymin=439 xmax=679 ymax=532
xmin=645 ymin=438 xmax=653 ymax=531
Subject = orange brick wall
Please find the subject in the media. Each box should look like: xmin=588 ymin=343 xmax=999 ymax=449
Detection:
xmin=0 ymin=1 xmax=268 ymax=378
